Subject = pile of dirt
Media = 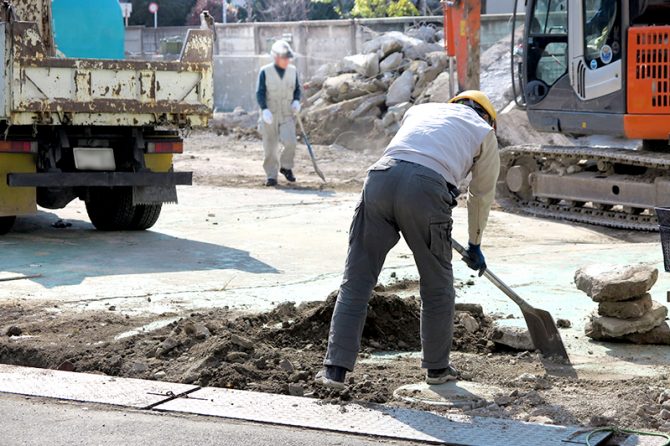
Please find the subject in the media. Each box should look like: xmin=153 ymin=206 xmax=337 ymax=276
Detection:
xmin=0 ymin=290 xmax=492 ymax=403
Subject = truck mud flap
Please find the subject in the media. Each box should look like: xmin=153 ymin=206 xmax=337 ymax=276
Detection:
xmin=7 ymin=172 xmax=192 ymax=188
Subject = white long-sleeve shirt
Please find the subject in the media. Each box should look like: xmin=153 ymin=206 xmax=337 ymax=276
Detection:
xmin=383 ymin=103 xmax=500 ymax=245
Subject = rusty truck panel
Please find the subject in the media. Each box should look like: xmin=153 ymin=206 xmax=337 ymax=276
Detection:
xmin=2 ymin=21 xmax=213 ymax=127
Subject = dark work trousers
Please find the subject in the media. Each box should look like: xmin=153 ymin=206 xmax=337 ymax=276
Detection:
xmin=324 ymin=157 xmax=456 ymax=371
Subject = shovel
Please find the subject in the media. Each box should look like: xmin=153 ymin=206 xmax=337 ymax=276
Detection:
xmin=296 ymin=114 xmax=326 ymax=182
xmin=452 ymin=239 xmax=570 ymax=362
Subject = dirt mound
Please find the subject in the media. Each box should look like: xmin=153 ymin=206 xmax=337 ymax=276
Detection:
xmin=261 ymin=291 xmax=492 ymax=354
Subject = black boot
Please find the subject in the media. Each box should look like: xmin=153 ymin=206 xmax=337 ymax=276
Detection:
xmin=280 ymin=168 xmax=296 ymax=183
xmin=265 ymin=178 xmax=277 ymax=187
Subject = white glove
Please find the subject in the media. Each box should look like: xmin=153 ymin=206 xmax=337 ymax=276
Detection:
xmin=262 ymin=109 xmax=273 ymax=125
xmin=291 ymin=100 xmax=301 ymax=114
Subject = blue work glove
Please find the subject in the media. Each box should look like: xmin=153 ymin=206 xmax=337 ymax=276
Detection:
xmin=463 ymin=243 xmax=486 ymax=276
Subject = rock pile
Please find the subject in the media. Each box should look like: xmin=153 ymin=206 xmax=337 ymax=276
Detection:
xmin=302 ymin=30 xmax=448 ymax=150
xmin=575 ymin=264 xmax=670 ymax=344
xmin=300 ymin=26 xmax=519 ymax=151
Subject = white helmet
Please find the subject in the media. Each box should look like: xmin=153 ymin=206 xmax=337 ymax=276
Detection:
xmin=270 ymin=40 xmax=294 ymax=58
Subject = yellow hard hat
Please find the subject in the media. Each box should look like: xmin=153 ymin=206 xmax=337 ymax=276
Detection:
xmin=449 ymin=90 xmax=497 ymax=124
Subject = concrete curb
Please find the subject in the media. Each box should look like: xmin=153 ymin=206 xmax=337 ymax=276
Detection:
xmin=0 ymin=364 xmax=626 ymax=445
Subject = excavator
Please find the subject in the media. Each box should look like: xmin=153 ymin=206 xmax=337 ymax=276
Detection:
xmin=445 ymin=0 xmax=670 ymax=230
xmin=500 ymin=0 xmax=670 ymax=230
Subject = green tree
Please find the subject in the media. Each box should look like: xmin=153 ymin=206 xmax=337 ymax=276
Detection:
xmin=351 ymin=0 xmax=418 ymax=17
xmin=128 ymin=0 xmax=198 ymax=27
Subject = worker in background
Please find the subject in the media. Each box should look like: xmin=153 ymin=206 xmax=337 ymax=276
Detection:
xmin=256 ymin=40 xmax=301 ymax=187
xmin=315 ymin=92 xmax=500 ymax=389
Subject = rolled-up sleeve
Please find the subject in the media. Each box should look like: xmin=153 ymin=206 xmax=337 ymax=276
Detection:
xmin=467 ymin=131 xmax=500 ymax=245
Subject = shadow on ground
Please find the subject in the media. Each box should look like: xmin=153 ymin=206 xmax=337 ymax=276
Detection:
xmin=0 ymin=211 xmax=277 ymax=288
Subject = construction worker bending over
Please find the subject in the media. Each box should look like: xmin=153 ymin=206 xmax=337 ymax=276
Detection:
xmin=315 ymin=92 xmax=500 ymax=389
xmin=256 ymin=40 xmax=301 ymax=187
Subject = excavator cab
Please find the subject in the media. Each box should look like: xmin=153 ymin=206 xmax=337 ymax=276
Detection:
xmin=522 ymin=0 xmax=626 ymax=136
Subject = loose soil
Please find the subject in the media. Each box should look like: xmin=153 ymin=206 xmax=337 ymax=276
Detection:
xmin=1 ymin=283 xmax=668 ymax=432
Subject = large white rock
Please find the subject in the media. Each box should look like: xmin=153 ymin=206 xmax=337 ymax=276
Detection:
xmin=323 ymin=73 xmax=383 ymax=103
xmin=491 ymin=325 xmax=535 ymax=351
xmin=386 ymin=70 xmax=415 ymax=106
xmin=341 ymin=53 xmax=380 ymax=78
xmin=575 ymin=264 xmax=658 ymax=302
xmin=379 ymin=52 xmax=404 ymax=73
xmin=585 ymin=301 xmax=668 ymax=340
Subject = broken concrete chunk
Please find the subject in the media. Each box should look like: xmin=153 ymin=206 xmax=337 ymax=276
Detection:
xmin=455 ymin=303 xmax=484 ymax=316
xmin=341 ymin=53 xmax=380 ymax=78
xmin=459 ymin=313 xmax=480 ymax=334
xmin=230 ymin=333 xmax=254 ymax=349
xmin=362 ymin=32 xmax=420 ymax=57
xmin=416 ymin=72 xmax=452 ymax=104
xmin=585 ymin=301 xmax=668 ymax=340
xmin=406 ymin=25 xmax=437 ymax=43
xmin=575 ymin=264 xmax=658 ymax=302
xmin=379 ymin=52 xmax=404 ymax=73
xmin=288 ymin=383 xmax=304 ymax=397
xmin=386 ymin=70 xmax=415 ymax=106
xmin=491 ymin=326 xmax=535 ymax=351
xmin=323 ymin=73 xmax=383 ymax=103
xmin=623 ymin=321 xmax=670 ymax=345
xmin=598 ymin=294 xmax=653 ymax=319
xmin=349 ymin=93 xmax=386 ymax=119
xmin=404 ymin=42 xmax=443 ymax=60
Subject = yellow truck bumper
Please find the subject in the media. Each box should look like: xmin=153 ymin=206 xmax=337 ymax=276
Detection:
xmin=0 ymin=153 xmax=36 ymax=217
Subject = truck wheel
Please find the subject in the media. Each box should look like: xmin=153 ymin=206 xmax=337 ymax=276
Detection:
xmin=130 ymin=204 xmax=162 ymax=230
xmin=0 ymin=216 xmax=16 ymax=235
xmin=86 ymin=188 xmax=163 ymax=231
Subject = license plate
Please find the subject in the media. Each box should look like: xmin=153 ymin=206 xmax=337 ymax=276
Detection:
xmin=73 ymin=148 xmax=116 ymax=171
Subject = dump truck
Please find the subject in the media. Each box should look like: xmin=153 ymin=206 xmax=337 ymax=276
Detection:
xmin=0 ymin=1 xmax=214 ymax=234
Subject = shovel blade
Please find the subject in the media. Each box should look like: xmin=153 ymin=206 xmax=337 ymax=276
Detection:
xmin=522 ymin=308 xmax=569 ymax=361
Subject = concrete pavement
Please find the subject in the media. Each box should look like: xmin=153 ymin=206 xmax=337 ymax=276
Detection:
xmin=0 ymin=393 xmax=421 ymax=446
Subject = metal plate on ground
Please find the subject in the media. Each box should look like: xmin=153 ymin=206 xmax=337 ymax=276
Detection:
xmin=155 ymin=387 xmax=610 ymax=446
xmin=0 ymin=364 xmax=197 ymax=409
xmin=393 ymin=381 xmax=503 ymax=409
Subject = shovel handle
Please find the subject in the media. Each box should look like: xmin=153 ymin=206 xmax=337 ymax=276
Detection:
xmin=451 ymin=239 xmax=534 ymax=312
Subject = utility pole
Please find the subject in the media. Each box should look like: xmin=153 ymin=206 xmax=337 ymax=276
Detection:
xmin=222 ymin=0 xmax=227 ymax=24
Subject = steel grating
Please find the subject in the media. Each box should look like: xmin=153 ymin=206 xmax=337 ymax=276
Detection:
xmin=0 ymin=364 xmax=198 ymax=409
xmin=155 ymin=387 xmax=612 ymax=446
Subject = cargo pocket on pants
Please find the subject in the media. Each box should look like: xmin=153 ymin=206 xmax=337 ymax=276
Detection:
xmin=429 ymin=219 xmax=453 ymax=263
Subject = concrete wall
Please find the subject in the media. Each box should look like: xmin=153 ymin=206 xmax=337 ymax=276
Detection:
xmin=126 ymin=14 xmax=522 ymax=111
xmin=485 ymin=0 xmax=524 ymax=14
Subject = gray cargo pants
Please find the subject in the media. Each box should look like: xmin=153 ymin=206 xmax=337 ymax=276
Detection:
xmin=325 ymin=157 xmax=456 ymax=371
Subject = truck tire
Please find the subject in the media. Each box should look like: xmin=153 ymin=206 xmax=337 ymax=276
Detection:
xmin=86 ymin=188 xmax=161 ymax=231
xmin=130 ymin=204 xmax=162 ymax=230
xmin=0 ymin=216 xmax=16 ymax=235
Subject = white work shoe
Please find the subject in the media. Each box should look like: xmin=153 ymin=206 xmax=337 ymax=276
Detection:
xmin=314 ymin=366 xmax=347 ymax=390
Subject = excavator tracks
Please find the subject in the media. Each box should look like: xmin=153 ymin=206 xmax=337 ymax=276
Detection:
xmin=497 ymin=145 xmax=670 ymax=231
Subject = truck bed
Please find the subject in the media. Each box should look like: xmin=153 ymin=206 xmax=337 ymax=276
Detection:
xmin=0 ymin=21 xmax=213 ymax=127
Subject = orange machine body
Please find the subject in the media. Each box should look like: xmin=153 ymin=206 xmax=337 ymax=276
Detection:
xmin=442 ymin=0 xmax=481 ymax=91
xmin=625 ymin=25 xmax=670 ymax=139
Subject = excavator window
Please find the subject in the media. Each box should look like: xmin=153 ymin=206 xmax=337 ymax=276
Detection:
xmin=584 ymin=0 xmax=622 ymax=68
xmin=526 ymin=0 xmax=569 ymax=89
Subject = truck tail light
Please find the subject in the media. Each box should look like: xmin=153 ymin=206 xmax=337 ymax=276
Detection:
xmin=147 ymin=141 xmax=183 ymax=154
xmin=0 ymin=141 xmax=37 ymax=153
